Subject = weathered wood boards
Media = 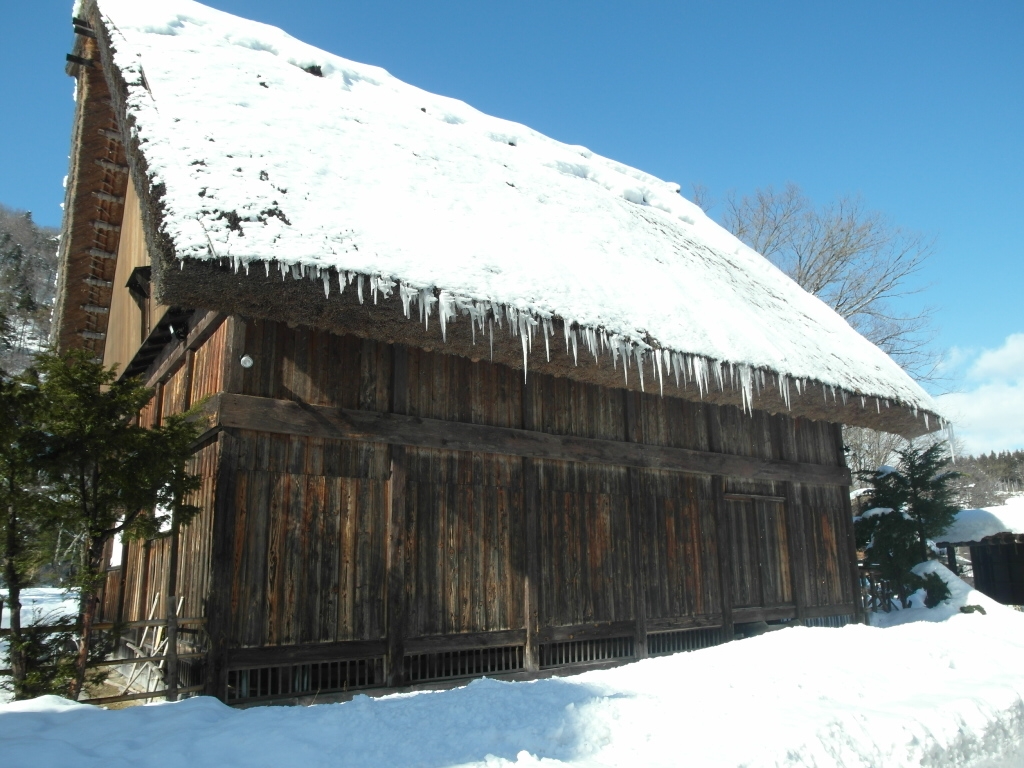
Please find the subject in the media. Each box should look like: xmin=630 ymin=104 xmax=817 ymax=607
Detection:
xmin=208 ymin=393 xmax=852 ymax=487
xmin=108 ymin=316 xmax=859 ymax=703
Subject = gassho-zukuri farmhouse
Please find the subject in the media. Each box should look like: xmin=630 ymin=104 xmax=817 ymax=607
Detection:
xmin=55 ymin=0 xmax=945 ymax=704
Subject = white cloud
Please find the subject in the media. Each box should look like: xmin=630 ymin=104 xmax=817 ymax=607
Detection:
xmin=936 ymin=333 xmax=1024 ymax=455
xmin=971 ymin=333 xmax=1024 ymax=381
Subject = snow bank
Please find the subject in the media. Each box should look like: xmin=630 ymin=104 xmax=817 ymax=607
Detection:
xmin=940 ymin=495 xmax=1024 ymax=545
xmin=1 ymin=588 xmax=80 ymax=705
xmin=85 ymin=0 xmax=939 ymax=421
xmin=4 ymin=570 xmax=1024 ymax=767
xmin=0 ymin=588 xmax=79 ymax=632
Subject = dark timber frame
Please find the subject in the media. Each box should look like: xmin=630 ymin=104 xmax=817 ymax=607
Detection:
xmin=91 ymin=315 xmax=863 ymax=704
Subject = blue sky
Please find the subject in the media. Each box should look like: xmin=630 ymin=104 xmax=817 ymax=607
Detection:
xmin=3 ymin=1 xmax=1022 ymax=452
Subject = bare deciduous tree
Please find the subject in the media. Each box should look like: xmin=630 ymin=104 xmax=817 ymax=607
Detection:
xmin=702 ymin=183 xmax=937 ymax=380
xmin=694 ymin=183 xmax=941 ymax=476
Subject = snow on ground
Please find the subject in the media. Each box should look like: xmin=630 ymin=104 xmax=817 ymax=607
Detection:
xmin=1 ymin=588 xmax=80 ymax=632
xmin=940 ymin=495 xmax=1024 ymax=545
xmin=1 ymin=588 xmax=80 ymax=705
xmin=3 ymin=568 xmax=1024 ymax=767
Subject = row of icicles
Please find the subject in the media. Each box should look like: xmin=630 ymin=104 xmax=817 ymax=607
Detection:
xmin=217 ymin=256 xmax=935 ymax=429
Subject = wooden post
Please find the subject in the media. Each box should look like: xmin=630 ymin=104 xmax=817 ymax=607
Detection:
xmin=220 ymin=316 xmax=248 ymax=395
xmin=385 ymin=446 xmax=407 ymax=687
xmin=115 ymin=537 xmax=129 ymax=624
xmin=181 ymin=348 xmax=196 ymax=412
xmin=946 ymin=545 xmax=958 ymax=575
xmin=523 ymin=458 xmax=540 ymax=672
xmin=783 ymin=481 xmax=806 ymax=624
xmin=204 ymin=431 xmax=240 ymax=699
xmin=833 ymin=424 xmax=865 ymax=624
xmin=712 ymin=475 xmax=734 ymax=641
xmin=385 ymin=344 xmax=409 ymax=688
xmin=521 ymin=374 xmax=540 ymax=673
xmin=624 ymin=391 xmax=648 ymax=659
xmin=165 ymin=512 xmax=181 ymax=702
xmin=706 ymin=407 xmax=734 ymax=641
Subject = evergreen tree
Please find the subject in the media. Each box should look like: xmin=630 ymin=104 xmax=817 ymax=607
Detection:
xmin=34 ymin=350 xmax=203 ymax=699
xmin=855 ymin=442 xmax=959 ymax=607
xmin=0 ymin=366 xmax=46 ymax=698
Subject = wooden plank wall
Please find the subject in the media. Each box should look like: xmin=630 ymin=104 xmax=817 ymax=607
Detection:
xmin=116 ymin=316 xmax=858 ymax=687
xmin=227 ymin=431 xmax=389 ymax=646
xmin=101 ymin=177 xmax=170 ymax=376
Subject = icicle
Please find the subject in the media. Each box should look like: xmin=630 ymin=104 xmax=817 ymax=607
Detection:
xmin=571 ymin=328 xmax=578 ymax=366
xmin=656 ymin=349 xmax=664 ymax=396
xmin=520 ymin=330 xmax=529 ymax=382
xmin=672 ymin=352 xmax=681 ymax=388
xmin=322 ymin=269 xmax=330 ymax=298
xmin=400 ymin=284 xmax=415 ymax=318
xmin=437 ymin=291 xmax=456 ymax=342
xmin=489 ymin=318 xmax=494 ymax=360
xmin=738 ymin=365 xmax=752 ymax=414
xmin=543 ymin=317 xmax=551 ymax=362
xmin=637 ymin=350 xmax=645 ymax=392
xmin=563 ymin=319 xmax=571 ymax=355
xmin=264 ymin=260 xmax=270 ymax=277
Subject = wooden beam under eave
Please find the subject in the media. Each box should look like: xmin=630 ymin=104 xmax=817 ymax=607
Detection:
xmin=208 ymin=393 xmax=852 ymax=486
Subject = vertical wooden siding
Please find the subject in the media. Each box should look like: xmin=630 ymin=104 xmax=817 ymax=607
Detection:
xmin=227 ymin=430 xmax=389 ymax=647
xmin=118 ymin=317 xmax=858 ymax=682
xmin=637 ymin=471 xmax=721 ymax=621
xmin=404 ymin=448 xmax=524 ymax=636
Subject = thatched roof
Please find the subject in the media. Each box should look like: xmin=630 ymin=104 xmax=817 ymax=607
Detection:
xmin=59 ymin=0 xmax=944 ymax=436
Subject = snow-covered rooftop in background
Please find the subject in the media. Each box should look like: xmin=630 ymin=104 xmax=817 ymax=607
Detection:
xmin=89 ymin=0 xmax=939 ymax=419
xmin=940 ymin=495 xmax=1024 ymax=544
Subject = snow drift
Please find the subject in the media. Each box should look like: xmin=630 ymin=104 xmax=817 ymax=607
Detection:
xmin=4 ymin=567 xmax=1024 ymax=766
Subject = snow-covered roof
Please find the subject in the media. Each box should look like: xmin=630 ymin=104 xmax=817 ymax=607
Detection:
xmin=81 ymin=0 xmax=940 ymax=425
xmin=939 ymin=496 xmax=1024 ymax=545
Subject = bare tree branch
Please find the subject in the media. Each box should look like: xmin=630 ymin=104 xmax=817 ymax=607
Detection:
xmin=719 ymin=183 xmax=938 ymax=381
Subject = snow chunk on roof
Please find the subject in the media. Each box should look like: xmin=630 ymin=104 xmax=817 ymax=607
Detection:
xmin=939 ymin=495 xmax=1024 ymax=544
xmin=92 ymin=0 xmax=939 ymax=417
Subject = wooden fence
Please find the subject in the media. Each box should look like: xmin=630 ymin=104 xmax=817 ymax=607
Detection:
xmin=0 ymin=595 xmax=206 ymax=706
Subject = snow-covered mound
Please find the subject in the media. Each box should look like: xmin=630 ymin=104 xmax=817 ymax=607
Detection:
xmin=4 ymin=568 xmax=1024 ymax=767
xmin=0 ymin=588 xmax=79 ymax=632
xmin=83 ymin=0 xmax=939 ymax=420
xmin=1 ymin=588 xmax=80 ymax=705
xmin=940 ymin=495 xmax=1024 ymax=545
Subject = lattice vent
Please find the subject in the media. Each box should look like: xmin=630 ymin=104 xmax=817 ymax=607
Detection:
xmin=539 ymin=636 xmax=634 ymax=669
xmin=647 ymin=627 xmax=724 ymax=656
xmin=226 ymin=657 xmax=384 ymax=702
xmin=404 ymin=645 xmax=524 ymax=683
xmin=803 ymin=614 xmax=854 ymax=628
